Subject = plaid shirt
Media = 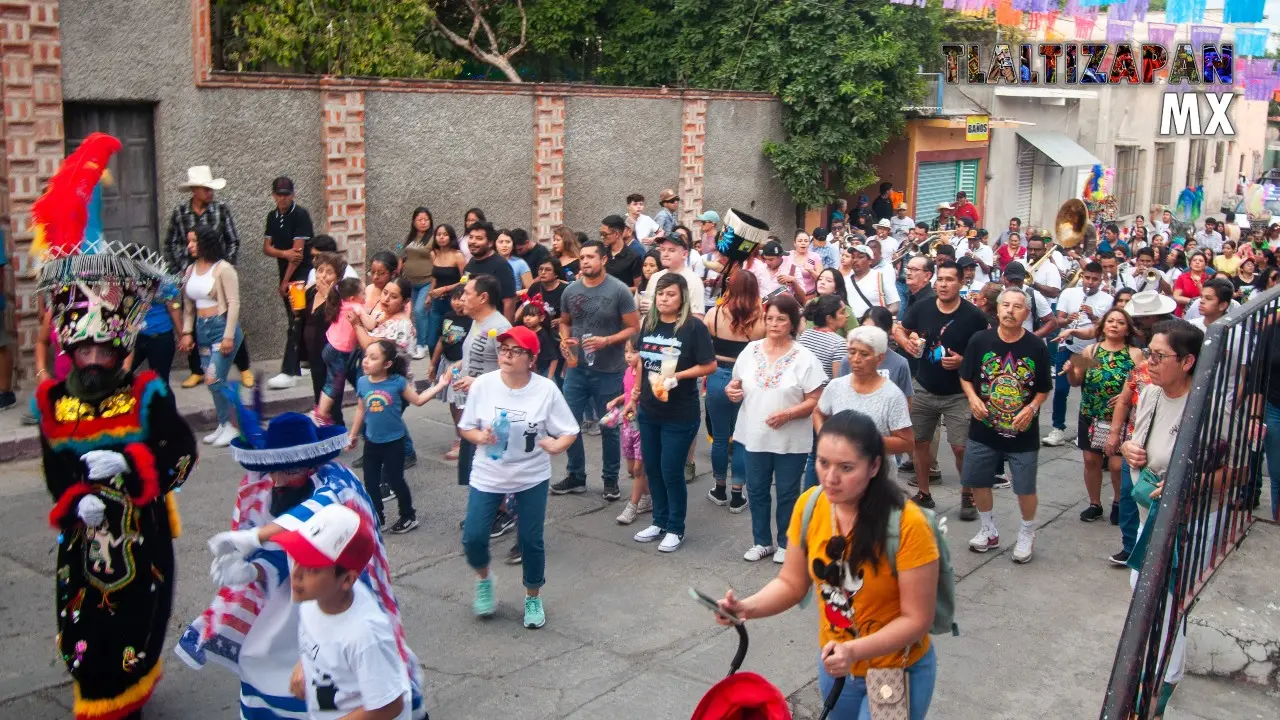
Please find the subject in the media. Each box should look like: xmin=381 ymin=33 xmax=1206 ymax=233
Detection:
xmin=165 ymin=199 xmax=240 ymax=271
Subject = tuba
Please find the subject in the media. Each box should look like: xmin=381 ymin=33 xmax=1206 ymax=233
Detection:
xmin=1031 ymin=198 xmax=1091 ymax=280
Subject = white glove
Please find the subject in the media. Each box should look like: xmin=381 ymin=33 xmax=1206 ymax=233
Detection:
xmin=208 ymin=529 xmax=262 ymax=558
xmin=81 ymin=450 xmax=130 ymax=481
xmin=77 ymin=495 xmax=106 ymax=527
xmin=662 ymin=376 xmax=679 ymax=391
xmin=210 ymin=554 xmax=258 ymax=587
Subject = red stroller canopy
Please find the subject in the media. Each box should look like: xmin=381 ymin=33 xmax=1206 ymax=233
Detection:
xmin=691 ymin=671 xmax=792 ymax=720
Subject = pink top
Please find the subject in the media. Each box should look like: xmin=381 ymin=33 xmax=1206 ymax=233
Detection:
xmin=996 ymin=244 xmax=1026 ymax=271
xmin=788 ymin=251 xmax=820 ymax=294
xmin=326 ymin=300 xmax=364 ymax=353
xmin=623 ymin=365 xmax=637 ymax=399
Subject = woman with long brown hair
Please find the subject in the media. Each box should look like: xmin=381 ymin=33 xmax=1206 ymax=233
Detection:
xmin=552 ymin=225 xmax=582 ymax=281
xmin=296 ymin=251 xmax=350 ymax=424
xmin=703 ymin=269 xmax=766 ymax=512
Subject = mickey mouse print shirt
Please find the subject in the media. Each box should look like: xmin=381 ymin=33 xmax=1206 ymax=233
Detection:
xmin=458 ymin=371 xmax=580 ymax=494
xmin=297 ymin=582 xmax=411 ymax=719
xmin=787 ymin=489 xmax=939 ymax=677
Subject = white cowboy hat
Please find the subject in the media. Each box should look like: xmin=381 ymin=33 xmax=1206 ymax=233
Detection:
xmin=1125 ymin=291 xmax=1176 ymax=318
xmin=874 ymin=218 xmax=892 ymax=229
xmin=180 ymin=166 xmax=226 ymax=191
xmin=937 ymin=202 xmax=953 ymax=211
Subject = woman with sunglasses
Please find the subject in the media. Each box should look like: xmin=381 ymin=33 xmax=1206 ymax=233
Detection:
xmin=714 ymin=410 xmax=940 ymax=718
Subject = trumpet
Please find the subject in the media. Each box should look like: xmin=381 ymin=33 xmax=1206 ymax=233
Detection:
xmin=890 ymin=234 xmax=942 ymax=264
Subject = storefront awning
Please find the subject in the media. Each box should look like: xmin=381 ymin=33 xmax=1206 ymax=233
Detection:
xmin=1016 ymin=130 xmax=1103 ymax=168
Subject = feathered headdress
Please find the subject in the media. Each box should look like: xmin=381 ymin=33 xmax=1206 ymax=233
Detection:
xmin=31 ymin=133 xmax=174 ymax=352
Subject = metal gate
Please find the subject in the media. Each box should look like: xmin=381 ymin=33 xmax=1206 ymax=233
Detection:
xmin=64 ymin=104 xmax=160 ymax=251
xmin=1016 ymin=142 xmax=1034 ymax=223
xmin=916 ymin=159 xmax=979 ymax=226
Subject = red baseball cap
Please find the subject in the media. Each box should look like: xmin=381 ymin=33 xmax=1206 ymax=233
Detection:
xmin=274 ymin=504 xmax=375 ymax=573
xmin=496 ymin=326 xmax=540 ymax=356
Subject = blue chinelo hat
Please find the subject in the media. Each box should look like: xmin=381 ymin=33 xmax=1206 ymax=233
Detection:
xmin=230 ymin=412 xmax=348 ymax=473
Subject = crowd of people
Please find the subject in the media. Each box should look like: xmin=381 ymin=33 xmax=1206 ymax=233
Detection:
xmin=33 ymin=155 xmax=1280 ymax=720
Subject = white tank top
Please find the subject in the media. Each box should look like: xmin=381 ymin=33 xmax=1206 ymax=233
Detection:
xmin=186 ymin=264 xmax=218 ymax=310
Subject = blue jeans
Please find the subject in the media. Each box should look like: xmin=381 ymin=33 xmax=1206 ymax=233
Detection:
xmin=1119 ymin=459 xmax=1140 ymax=553
xmin=895 ymin=280 xmax=909 ymax=321
xmin=195 ymin=314 xmax=244 ymax=425
xmin=705 ymin=366 xmax=746 ymax=486
xmin=410 ymin=281 xmax=433 ymax=350
xmin=1265 ymin=402 xmax=1280 ymax=520
xmin=425 ymin=296 xmax=451 ymax=356
xmin=637 ymin=409 xmax=700 ymax=537
xmin=563 ymin=367 xmax=623 ymax=484
xmin=1051 ymin=344 xmax=1071 ymax=431
xmin=462 ymin=480 xmax=548 ymax=589
xmin=816 ymin=646 xmax=937 ymax=720
xmin=745 ymin=451 xmax=807 ymax=548
xmin=804 ymin=435 xmax=819 ymax=491
xmin=320 ymin=344 xmax=352 ymax=399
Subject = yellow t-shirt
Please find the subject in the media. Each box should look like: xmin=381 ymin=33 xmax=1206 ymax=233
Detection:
xmin=1213 ymin=255 xmax=1241 ymax=278
xmin=787 ymin=488 xmax=939 ymax=676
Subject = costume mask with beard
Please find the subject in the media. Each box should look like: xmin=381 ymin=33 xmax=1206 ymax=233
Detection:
xmin=66 ymin=345 xmax=127 ymax=402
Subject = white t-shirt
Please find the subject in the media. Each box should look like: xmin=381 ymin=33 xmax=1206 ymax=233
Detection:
xmin=458 ymin=371 xmax=580 ymax=494
xmin=843 ymin=269 xmax=901 ymax=319
xmin=305 ymin=264 xmax=360 ymax=289
xmin=1032 ymin=260 xmax=1063 ymax=294
xmin=297 ymin=583 xmax=411 ymax=720
xmin=875 ymin=236 xmax=900 ymax=264
xmin=960 ymin=244 xmax=994 ymax=285
xmin=1056 ymin=287 xmax=1114 ymax=352
xmin=731 ymin=340 xmax=828 ymax=455
xmin=645 ymin=267 xmax=707 ymax=316
xmin=1129 ymin=386 xmax=1188 ymax=484
xmin=889 ymin=215 xmax=914 ymax=239
xmin=633 ymin=214 xmax=660 ymax=244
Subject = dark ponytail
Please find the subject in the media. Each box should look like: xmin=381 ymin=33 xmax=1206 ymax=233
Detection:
xmin=372 ymin=340 xmax=409 ymax=378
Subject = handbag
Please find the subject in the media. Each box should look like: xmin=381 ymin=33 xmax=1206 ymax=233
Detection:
xmin=1088 ymin=419 xmax=1112 ymax=452
xmin=865 ymin=647 xmax=910 ymax=720
xmin=1131 ymin=395 xmax=1161 ymax=509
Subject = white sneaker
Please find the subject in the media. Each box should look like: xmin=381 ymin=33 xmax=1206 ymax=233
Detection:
xmin=203 ymin=426 xmax=223 ymax=444
xmin=743 ymin=544 xmax=776 ymax=562
xmin=1041 ymin=428 xmax=1068 ymax=447
xmin=266 ymin=373 xmax=298 ymax=390
xmin=615 ymin=502 xmax=640 ymax=525
xmin=635 ymin=494 xmax=652 ymax=514
xmin=411 ymin=345 xmax=428 ymax=360
xmin=211 ymin=423 xmax=240 ymax=448
xmin=968 ymin=526 xmax=1000 ymax=553
xmin=1013 ymin=528 xmax=1036 ymax=563
xmin=633 ymin=525 xmax=663 ymax=543
xmin=658 ymin=533 xmax=683 ymax=553
xmin=772 ymin=547 xmax=787 ymax=564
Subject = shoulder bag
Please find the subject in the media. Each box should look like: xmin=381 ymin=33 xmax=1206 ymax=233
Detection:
xmin=1131 ymin=393 xmax=1161 ymax=509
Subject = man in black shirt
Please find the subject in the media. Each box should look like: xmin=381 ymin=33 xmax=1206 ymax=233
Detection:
xmin=600 ymin=214 xmax=643 ymax=290
xmin=959 ymin=288 xmax=1051 ymax=564
xmin=464 ymin=222 xmax=518 ymax=320
xmin=893 ymin=261 xmax=989 ymax=511
xmin=262 ymin=177 xmax=315 ymax=390
xmin=512 ymin=228 xmax=552 ymax=277
xmin=871 ymin=182 xmax=895 ymax=223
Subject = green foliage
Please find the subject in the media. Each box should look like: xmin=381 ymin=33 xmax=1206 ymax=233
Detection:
xmin=215 ymin=0 xmax=459 ymax=77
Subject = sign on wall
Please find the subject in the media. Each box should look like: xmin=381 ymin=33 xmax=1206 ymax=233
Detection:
xmin=966 ymin=115 xmax=990 ymax=142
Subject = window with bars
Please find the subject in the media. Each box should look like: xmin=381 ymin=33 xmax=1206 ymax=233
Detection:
xmin=1115 ymin=146 xmax=1139 ymax=217
xmin=1154 ymin=143 xmax=1175 ymax=208
xmin=1187 ymin=139 xmax=1208 ymax=187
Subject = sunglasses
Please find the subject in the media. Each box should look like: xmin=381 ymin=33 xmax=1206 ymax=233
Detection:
xmin=813 ymin=534 xmax=850 ymax=586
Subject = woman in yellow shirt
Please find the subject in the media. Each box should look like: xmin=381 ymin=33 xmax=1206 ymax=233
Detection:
xmin=714 ymin=410 xmax=940 ymax=718
xmin=1213 ymin=241 xmax=1241 ymax=278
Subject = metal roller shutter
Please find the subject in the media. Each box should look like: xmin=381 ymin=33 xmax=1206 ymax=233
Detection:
xmin=958 ymin=159 xmax=979 ymax=199
xmin=916 ymin=161 xmax=958 ymax=226
xmin=1017 ymin=143 xmax=1034 ymax=222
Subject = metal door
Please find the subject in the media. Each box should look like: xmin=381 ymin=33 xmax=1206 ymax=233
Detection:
xmin=64 ymin=104 xmax=159 ymax=251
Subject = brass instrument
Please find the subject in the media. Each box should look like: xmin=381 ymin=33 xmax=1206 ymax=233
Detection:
xmin=1065 ymin=267 xmax=1083 ymax=288
xmin=890 ymin=231 xmax=947 ymax=264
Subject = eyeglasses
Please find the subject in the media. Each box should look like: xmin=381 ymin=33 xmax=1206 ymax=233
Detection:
xmin=498 ymin=346 xmax=532 ymax=357
xmin=1147 ymin=349 xmax=1180 ymax=365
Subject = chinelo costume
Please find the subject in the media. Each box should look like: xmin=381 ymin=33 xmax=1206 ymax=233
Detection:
xmin=175 ymin=411 xmax=428 ymax=719
xmin=34 ymin=133 xmax=197 ymax=719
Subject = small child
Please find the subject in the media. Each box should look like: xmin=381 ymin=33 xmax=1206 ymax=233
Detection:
xmin=431 ymin=286 xmax=472 ymax=461
xmin=278 ymin=504 xmax=413 ymax=720
xmin=517 ymin=302 xmax=558 ymax=379
xmin=609 ymin=338 xmax=651 ymax=525
xmin=312 ymin=277 xmax=364 ymax=425
xmin=347 ymin=340 xmax=450 ymax=533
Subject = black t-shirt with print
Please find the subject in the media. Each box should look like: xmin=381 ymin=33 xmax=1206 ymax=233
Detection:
xmin=901 ymin=298 xmax=989 ymax=396
xmin=638 ymin=317 xmax=715 ymax=421
xmin=465 ymin=253 xmax=517 ymax=300
xmin=959 ymin=328 xmax=1052 ymax=453
xmin=526 ymin=280 xmax=566 ymax=322
xmin=439 ymin=310 xmax=472 ymax=363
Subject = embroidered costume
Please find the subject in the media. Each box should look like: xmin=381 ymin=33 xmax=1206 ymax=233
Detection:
xmin=175 ymin=413 xmax=428 ymax=719
xmin=34 ymin=133 xmax=196 ymax=720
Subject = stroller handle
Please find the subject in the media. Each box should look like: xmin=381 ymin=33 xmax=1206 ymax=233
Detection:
xmin=727 ymin=623 xmax=748 ymax=676
xmin=817 ymin=675 xmax=846 ymax=720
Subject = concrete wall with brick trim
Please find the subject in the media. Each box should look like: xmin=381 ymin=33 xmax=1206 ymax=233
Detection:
xmin=322 ymin=87 xmax=366 ymax=267
xmin=702 ymin=100 xmax=795 ymax=240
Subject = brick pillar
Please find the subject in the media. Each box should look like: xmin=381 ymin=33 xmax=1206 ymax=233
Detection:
xmin=191 ymin=0 xmax=212 ymax=83
xmin=532 ymin=93 xmax=565 ymax=243
xmin=678 ymin=98 xmax=707 ymax=227
xmin=321 ymin=85 xmax=367 ymax=270
xmin=1 ymin=0 xmax=64 ymax=362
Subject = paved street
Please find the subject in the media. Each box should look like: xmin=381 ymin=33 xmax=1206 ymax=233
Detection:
xmin=0 ymin=398 xmax=1174 ymax=718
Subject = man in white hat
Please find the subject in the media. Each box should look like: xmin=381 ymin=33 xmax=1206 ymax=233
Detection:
xmin=930 ymin=202 xmax=958 ymax=232
xmin=889 ymin=202 xmax=914 ymax=240
xmin=872 ymin=218 xmax=900 ymax=264
xmin=166 ymin=166 xmax=253 ymax=388
xmin=845 ymin=243 xmax=900 ymax=318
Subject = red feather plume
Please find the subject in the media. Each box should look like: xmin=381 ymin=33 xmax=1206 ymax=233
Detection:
xmin=30 ymin=132 xmax=122 ymax=258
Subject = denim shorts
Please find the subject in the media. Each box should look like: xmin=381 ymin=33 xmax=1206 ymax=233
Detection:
xmin=961 ymin=437 xmax=1039 ymax=495
xmin=321 ymin=344 xmax=353 ymax=399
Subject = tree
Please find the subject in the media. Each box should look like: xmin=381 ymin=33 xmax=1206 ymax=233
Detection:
xmin=431 ymin=0 xmax=528 ymax=83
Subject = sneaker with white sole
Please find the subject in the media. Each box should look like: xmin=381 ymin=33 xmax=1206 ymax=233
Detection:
xmin=633 ymin=525 xmax=663 ymax=543
xmin=1041 ymin=428 xmax=1068 ymax=447
xmin=658 ymin=533 xmax=683 ymax=553
xmin=968 ymin=526 xmax=1000 ymax=553
xmin=616 ymin=502 xmax=640 ymax=525
xmin=743 ymin=544 xmax=776 ymax=562
xmin=523 ymin=595 xmax=545 ymax=629
xmin=473 ymin=577 xmax=496 ymax=617
xmin=1013 ymin=528 xmax=1035 ymax=563
xmin=635 ymin=494 xmax=652 ymax=514
xmin=203 ymin=426 xmax=223 ymax=444
xmin=410 ymin=345 xmax=428 ymax=360
xmin=211 ymin=423 xmax=240 ymax=448
xmin=266 ymin=373 xmax=298 ymax=390
xmin=772 ymin=547 xmax=786 ymax=564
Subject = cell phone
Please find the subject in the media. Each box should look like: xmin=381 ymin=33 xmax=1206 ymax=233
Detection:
xmin=689 ymin=587 xmax=741 ymax=624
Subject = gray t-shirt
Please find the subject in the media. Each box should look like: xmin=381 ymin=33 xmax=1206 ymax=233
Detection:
xmin=837 ymin=351 xmax=914 ymax=399
xmin=453 ymin=310 xmax=511 ymax=407
xmin=817 ymin=376 xmax=912 ymax=437
xmin=560 ymin=275 xmax=637 ymax=373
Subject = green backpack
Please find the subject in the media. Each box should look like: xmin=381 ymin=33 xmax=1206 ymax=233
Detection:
xmin=798 ymin=489 xmax=959 ymax=636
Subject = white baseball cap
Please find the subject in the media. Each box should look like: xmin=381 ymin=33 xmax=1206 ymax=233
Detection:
xmin=274 ymin=504 xmax=375 ymax=573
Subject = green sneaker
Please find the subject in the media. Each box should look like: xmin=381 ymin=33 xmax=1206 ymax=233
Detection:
xmin=523 ymin=595 xmax=546 ymax=629
xmin=473 ymin=577 xmax=496 ymax=617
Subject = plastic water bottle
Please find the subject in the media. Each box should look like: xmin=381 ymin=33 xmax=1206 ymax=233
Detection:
xmin=487 ymin=411 xmax=510 ymax=460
